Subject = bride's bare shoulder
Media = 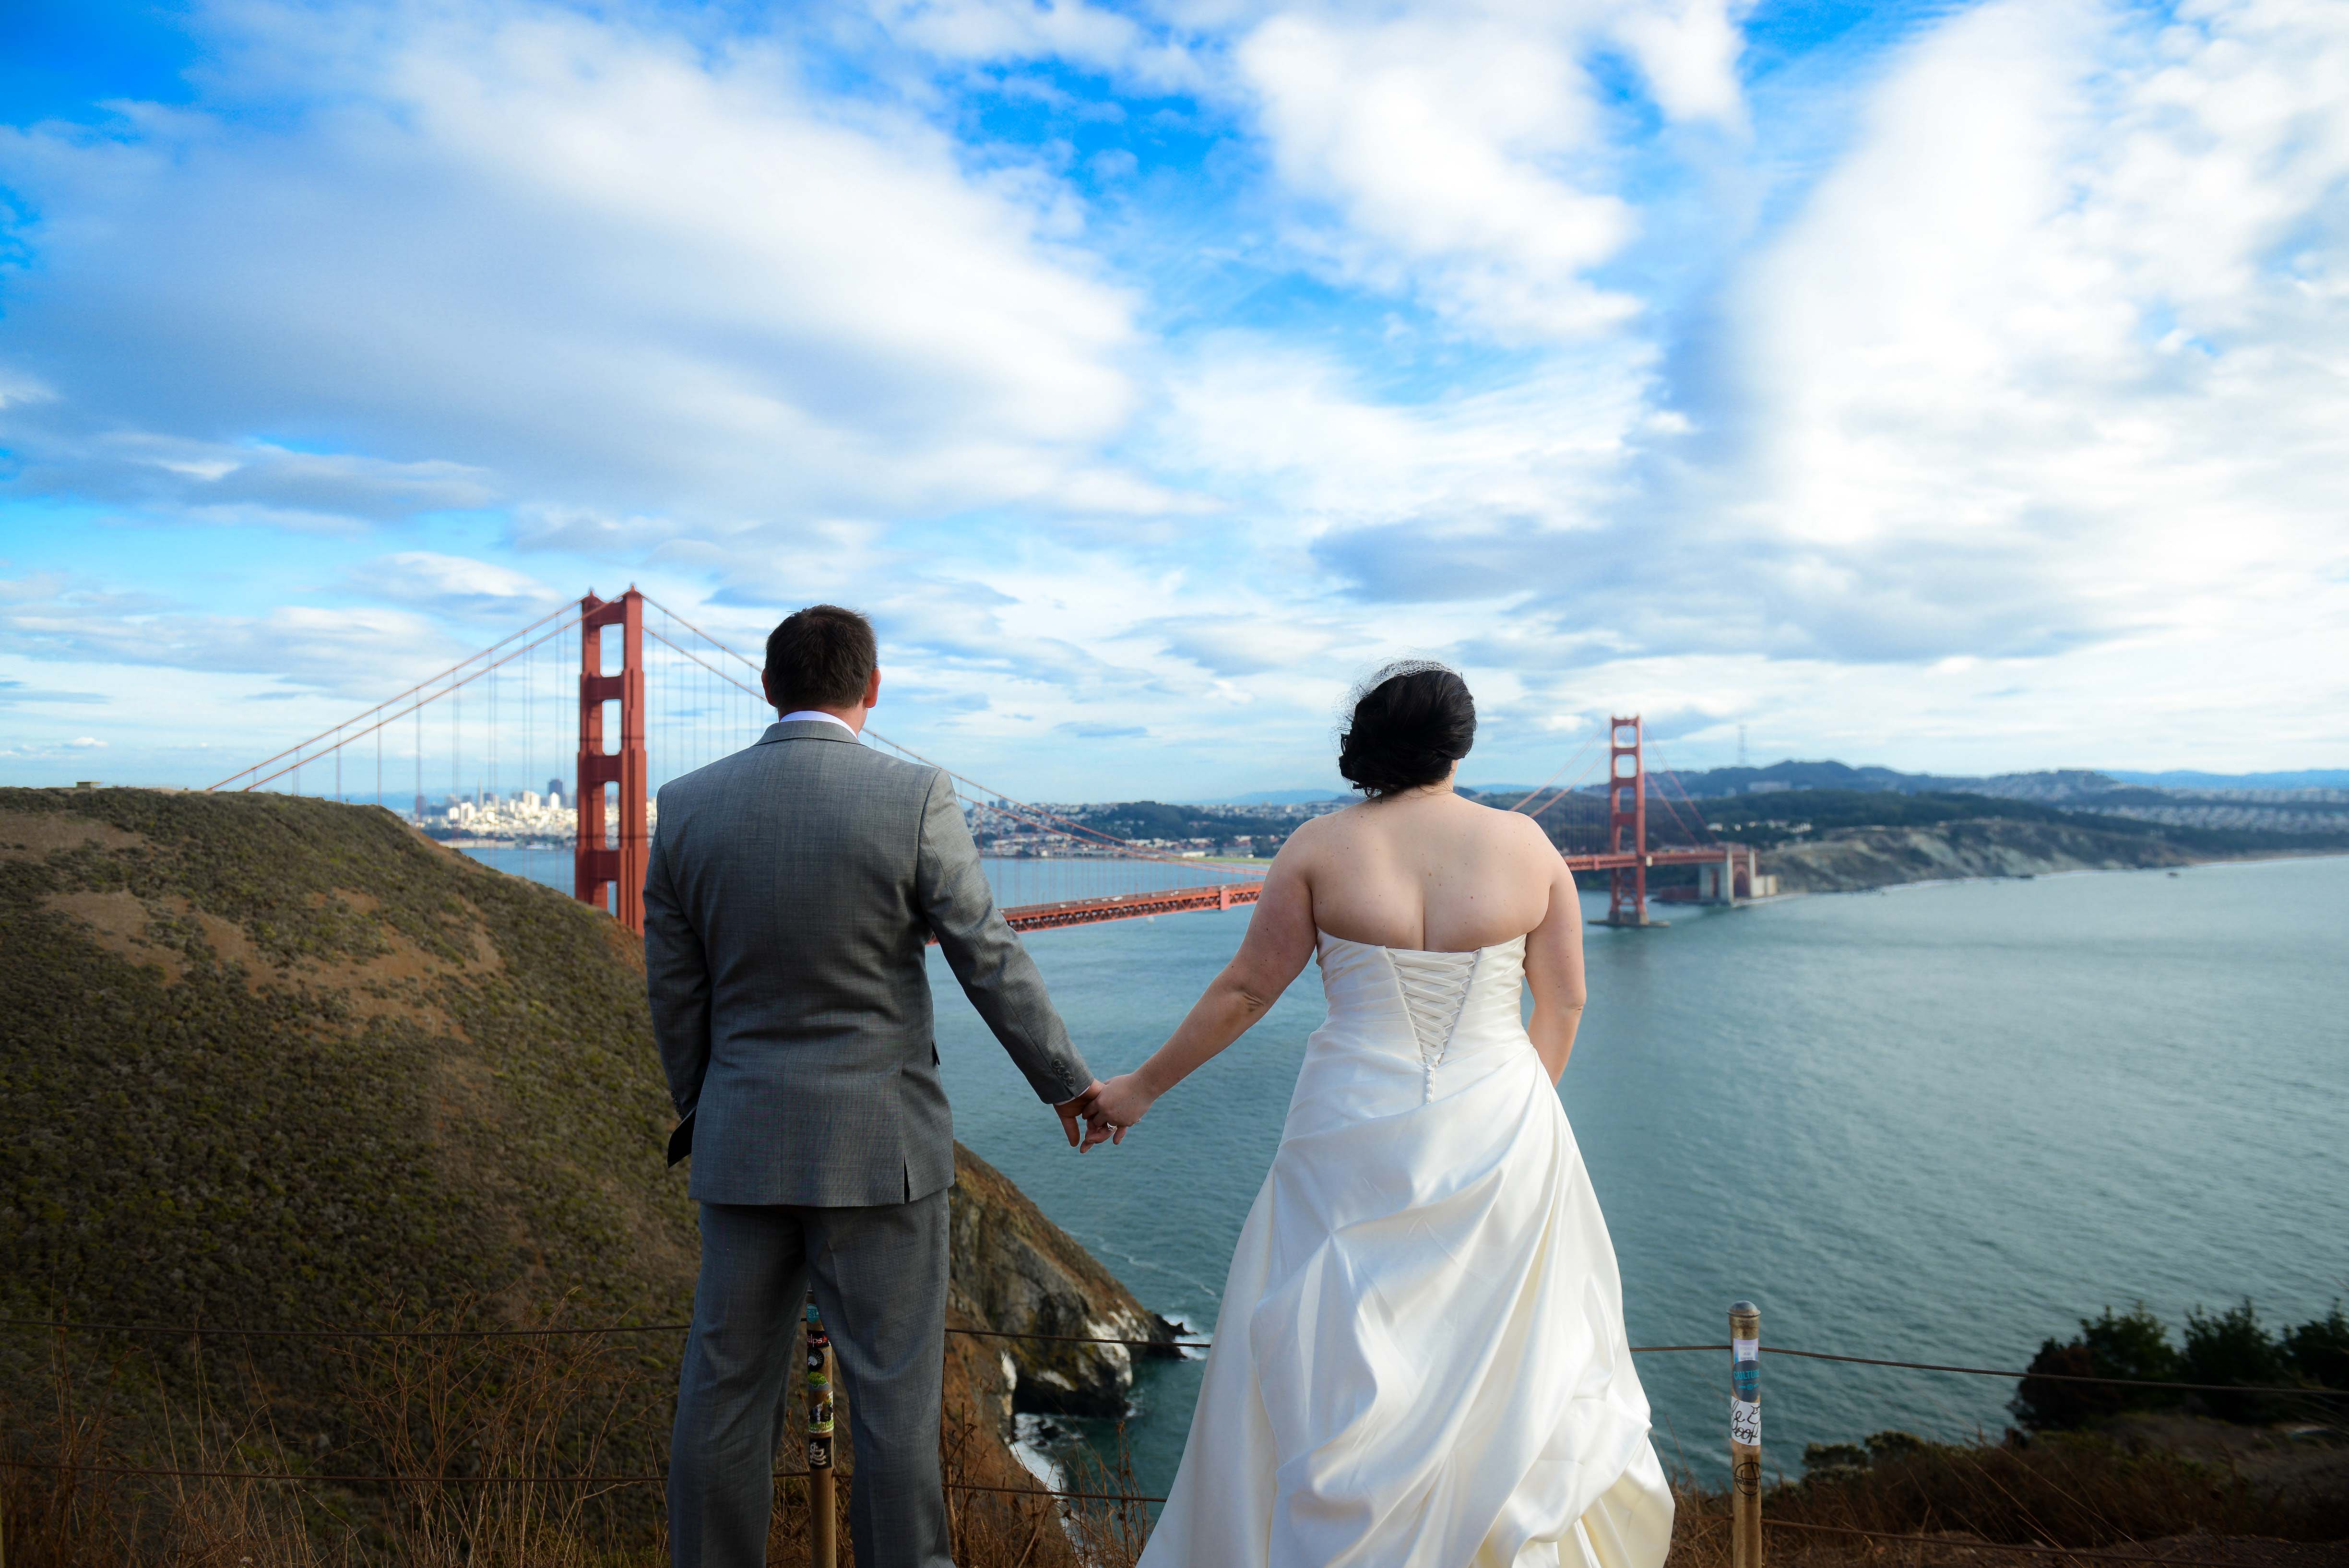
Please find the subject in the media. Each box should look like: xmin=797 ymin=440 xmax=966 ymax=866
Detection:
xmin=1461 ymin=794 xmax=1553 ymax=843
xmin=1291 ymin=802 xmax=1369 ymax=838
xmin=1274 ymin=807 xmax=1347 ymax=859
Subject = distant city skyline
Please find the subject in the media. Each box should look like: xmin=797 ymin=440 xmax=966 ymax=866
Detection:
xmin=3 ymin=0 xmax=2346 ymax=796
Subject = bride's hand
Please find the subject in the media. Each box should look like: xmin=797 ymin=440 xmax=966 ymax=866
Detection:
xmin=1080 ymin=1072 xmax=1159 ymax=1149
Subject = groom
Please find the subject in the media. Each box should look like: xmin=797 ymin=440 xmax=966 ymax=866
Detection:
xmin=645 ymin=603 xmax=1105 ymax=1568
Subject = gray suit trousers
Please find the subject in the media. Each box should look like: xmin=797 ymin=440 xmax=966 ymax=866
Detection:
xmin=668 ymin=1194 xmax=951 ymax=1568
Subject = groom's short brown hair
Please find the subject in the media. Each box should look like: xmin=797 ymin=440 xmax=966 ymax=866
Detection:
xmin=764 ymin=605 xmax=877 ymax=712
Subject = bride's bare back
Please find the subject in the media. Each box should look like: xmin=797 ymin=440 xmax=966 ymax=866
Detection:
xmin=1295 ymin=788 xmax=1561 ymax=952
xmin=1080 ymin=773 xmax=1590 ymax=1144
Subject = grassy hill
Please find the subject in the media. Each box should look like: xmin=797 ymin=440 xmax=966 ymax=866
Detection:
xmin=1 ymin=787 xmax=696 ymax=1449
xmin=0 ymin=787 xmax=1166 ymax=1562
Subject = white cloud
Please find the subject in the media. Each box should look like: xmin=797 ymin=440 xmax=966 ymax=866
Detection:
xmin=1139 ymin=612 xmax=1352 ymax=678
xmin=1690 ymin=0 xmax=2349 ymax=662
xmin=867 ymin=0 xmax=1206 ymax=91
xmin=1611 ymin=0 xmax=1746 ymax=124
xmin=0 ymin=0 xmax=1155 ymax=536
xmin=7 ymin=432 xmax=497 ymax=527
xmin=1287 ymin=0 xmax=2349 ymax=667
xmin=1233 ymin=1 xmax=1744 ymax=340
xmin=7 ymin=0 xmax=2348 ymax=787
xmin=0 ymin=573 xmax=460 ymax=698
xmin=357 ymin=551 xmax=563 ymax=620
xmin=1155 ymin=335 xmax=1652 ymax=528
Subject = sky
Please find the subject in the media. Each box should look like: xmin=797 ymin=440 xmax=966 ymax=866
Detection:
xmin=0 ymin=0 xmax=2344 ymax=799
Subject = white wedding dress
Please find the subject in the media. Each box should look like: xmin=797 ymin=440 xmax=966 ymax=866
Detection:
xmin=1137 ymin=932 xmax=1674 ymax=1568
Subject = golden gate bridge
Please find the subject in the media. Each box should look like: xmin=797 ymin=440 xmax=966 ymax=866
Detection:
xmin=206 ymin=589 xmax=1763 ymax=934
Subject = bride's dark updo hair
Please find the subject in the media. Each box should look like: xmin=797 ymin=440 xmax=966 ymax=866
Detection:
xmin=1338 ymin=661 xmax=1476 ymax=800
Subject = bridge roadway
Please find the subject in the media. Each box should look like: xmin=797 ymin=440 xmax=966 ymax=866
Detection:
xmin=976 ymin=846 xmax=1753 ymax=935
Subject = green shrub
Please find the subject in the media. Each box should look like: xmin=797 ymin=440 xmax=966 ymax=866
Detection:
xmin=2182 ymin=1300 xmax=2289 ymax=1422
xmin=2013 ymin=1299 xmax=2346 ymax=1430
xmin=2282 ymin=1302 xmax=2349 ymax=1392
xmin=2011 ymin=1305 xmax=2177 ymax=1430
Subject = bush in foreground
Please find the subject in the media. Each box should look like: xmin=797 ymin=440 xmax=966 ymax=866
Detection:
xmin=2012 ymin=1300 xmax=2348 ymax=1430
xmin=1772 ymin=1425 xmax=2346 ymax=1553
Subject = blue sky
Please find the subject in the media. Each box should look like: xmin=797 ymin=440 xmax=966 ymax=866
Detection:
xmin=2 ymin=0 xmax=2344 ymax=798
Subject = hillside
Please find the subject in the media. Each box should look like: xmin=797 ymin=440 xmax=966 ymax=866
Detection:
xmin=1685 ymin=788 xmax=2348 ymax=891
xmin=1761 ymin=818 xmax=2195 ymax=893
xmin=0 ymin=787 xmax=1170 ymax=1530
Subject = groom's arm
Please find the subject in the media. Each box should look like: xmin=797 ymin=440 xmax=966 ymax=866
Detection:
xmin=914 ymin=770 xmax=1094 ymax=1107
xmin=642 ymin=815 xmax=712 ymax=1119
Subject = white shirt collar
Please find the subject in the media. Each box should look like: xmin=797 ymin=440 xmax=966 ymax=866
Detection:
xmin=778 ymin=709 xmax=858 ymax=736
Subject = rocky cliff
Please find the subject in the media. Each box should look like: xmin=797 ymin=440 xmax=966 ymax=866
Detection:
xmin=0 ymin=786 xmax=1168 ymax=1483
xmin=1764 ymin=817 xmax=2192 ymax=893
xmin=949 ymin=1145 xmax=1180 ymax=1423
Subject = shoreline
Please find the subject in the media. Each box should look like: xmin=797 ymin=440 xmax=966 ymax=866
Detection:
xmin=1746 ymin=844 xmax=2349 ymax=903
xmin=1750 ymin=813 xmax=2346 ymax=899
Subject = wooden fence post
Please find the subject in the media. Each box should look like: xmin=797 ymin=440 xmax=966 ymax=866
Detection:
xmin=1729 ymin=1299 xmax=1762 ymax=1568
xmin=807 ymin=1296 xmax=837 ymax=1568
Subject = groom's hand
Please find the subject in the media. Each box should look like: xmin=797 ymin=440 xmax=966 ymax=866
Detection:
xmin=1080 ymin=1072 xmax=1157 ymax=1148
xmin=1055 ymin=1081 xmax=1105 ymax=1149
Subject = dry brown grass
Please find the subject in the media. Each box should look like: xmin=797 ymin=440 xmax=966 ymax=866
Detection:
xmin=0 ymin=1311 xmax=1147 ymax=1568
xmin=1771 ymin=1429 xmax=2347 ymax=1548
xmin=17 ymin=1401 xmax=2346 ymax=1568
xmin=1661 ymin=1427 xmax=2349 ymax=1568
xmin=18 ymin=1305 xmax=2337 ymax=1568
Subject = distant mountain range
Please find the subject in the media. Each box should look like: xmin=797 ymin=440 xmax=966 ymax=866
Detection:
xmin=1643 ymin=761 xmax=2349 ymax=801
xmin=1198 ymin=763 xmax=2349 ymax=807
xmin=2104 ymin=769 xmax=2349 ymax=790
xmin=1212 ymin=787 xmax=1354 ymax=804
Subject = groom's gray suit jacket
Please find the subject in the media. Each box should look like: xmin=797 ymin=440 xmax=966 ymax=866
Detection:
xmin=644 ymin=719 xmax=1090 ymax=1207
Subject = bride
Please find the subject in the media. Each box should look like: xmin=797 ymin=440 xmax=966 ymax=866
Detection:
xmin=1083 ymin=663 xmax=1673 ymax=1568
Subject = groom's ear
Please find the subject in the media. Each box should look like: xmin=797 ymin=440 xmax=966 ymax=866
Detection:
xmin=863 ymin=667 xmax=882 ymax=709
xmin=760 ymin=666 xmax=781 ymax=711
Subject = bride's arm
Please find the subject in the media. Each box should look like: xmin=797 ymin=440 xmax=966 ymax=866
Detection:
xmin=1079 ymin=836 xmax=1320 ymax=1146
xmin=1522 ymin=841 xmax=1588 ymax=1085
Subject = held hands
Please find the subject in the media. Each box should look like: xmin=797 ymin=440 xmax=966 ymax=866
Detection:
xmin=1052 ymin=1075 xmax=1160 ymax=1152
xmin=1074 ymin=1072 xmax=1159 ymax=1151
xmin=1054 ymin=1083 xmax=1105 ymax=1149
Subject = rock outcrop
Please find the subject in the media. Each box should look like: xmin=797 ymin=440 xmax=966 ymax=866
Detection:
xmin=949 ymin=1145 xmax=1181 ymax=1421
xmin=1765 ymin=818 xmax=2191 ymax=893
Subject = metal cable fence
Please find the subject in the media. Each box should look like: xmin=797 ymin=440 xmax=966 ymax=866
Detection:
xmin=3 ymin=1309 xmax=2339 ymax=1559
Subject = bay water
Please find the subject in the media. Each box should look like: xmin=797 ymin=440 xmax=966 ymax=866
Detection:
xmin=463 ymin=844 xmax=2349 ymax=1497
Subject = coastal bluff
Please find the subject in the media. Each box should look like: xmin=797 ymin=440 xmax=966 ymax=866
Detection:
xmin=0 ymin=786 xmax=1172 ymax=1480
xmin=1763 ymin=817 xmax=2193 ymax=893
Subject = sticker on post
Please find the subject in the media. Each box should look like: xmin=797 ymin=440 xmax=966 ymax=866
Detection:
xmin=1733 ymin=1336 xmax=1757 ymax=1363
xmin=1730 ymin=1397 xmax=1761 ymax=1448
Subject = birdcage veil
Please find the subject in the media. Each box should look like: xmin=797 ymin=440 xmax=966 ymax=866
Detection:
xmin=1339 ymin=658 xmax=1460 ymax=720
xmin=1335 ymin=659 xmax=1477 ymax=799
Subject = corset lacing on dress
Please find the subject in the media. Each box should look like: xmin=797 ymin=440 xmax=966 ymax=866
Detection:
xmin=1386 ymin=946 xmax=1482 ymax=1101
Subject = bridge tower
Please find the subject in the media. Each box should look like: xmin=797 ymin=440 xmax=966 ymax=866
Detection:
xmin=576 ymin=589 xmax=648 ymax=934
xmin=1606 ymin=714 xmax=1652 ymax=927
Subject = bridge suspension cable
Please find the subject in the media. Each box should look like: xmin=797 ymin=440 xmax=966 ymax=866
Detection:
xmin=210 ymin=589 xmax=1271 ymax=934
xmin=210 ymin=608 xmax=586 ymax=796
xmin=1505 ymin=735 xmax=1602 ymax=812
xmin=1642 ymin=735 xmax=1716 ymax=849
xmin=210 ymin=606 xmax=582 ymax=799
